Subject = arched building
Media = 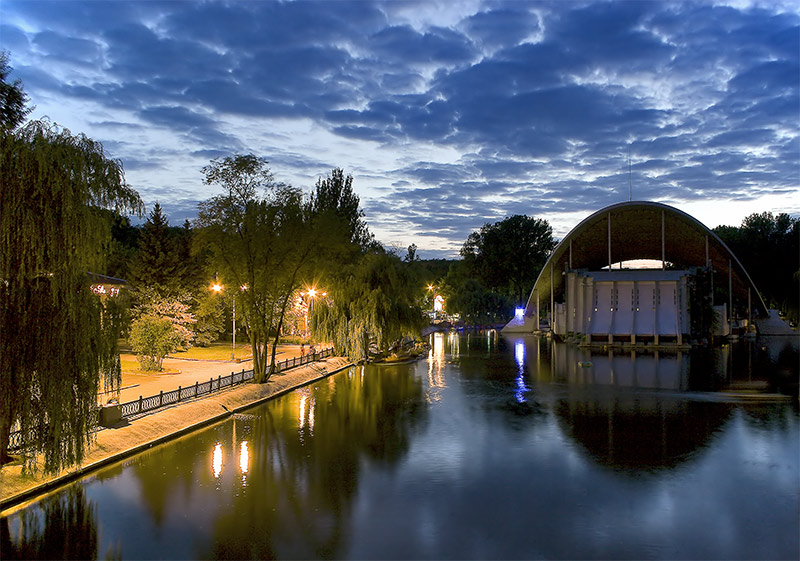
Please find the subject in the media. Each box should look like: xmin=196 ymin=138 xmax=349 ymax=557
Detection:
xmin=503 ymin=202 xmax=768 ymax=343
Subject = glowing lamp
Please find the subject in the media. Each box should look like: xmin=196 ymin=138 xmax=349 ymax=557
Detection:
xmin=515 ymin=307 xmax=525 ymax=320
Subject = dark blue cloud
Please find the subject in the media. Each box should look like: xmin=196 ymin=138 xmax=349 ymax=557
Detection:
xmin=368 ymin=24 xmax=476 ymax=64
xmin=1 ymin=0 xmax=797 ymax=254
xmin=32 ymin=31 xmax=102 ymax=65
xmin=463 ymin=8 xmax=540 ymax=50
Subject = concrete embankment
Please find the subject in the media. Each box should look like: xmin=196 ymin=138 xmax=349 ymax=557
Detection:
xmin=0 ymin=357 xmax=353 ymax=513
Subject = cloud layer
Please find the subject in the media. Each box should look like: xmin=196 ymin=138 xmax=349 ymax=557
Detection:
xmin=2 ymin=1 xmax=798 ymax=256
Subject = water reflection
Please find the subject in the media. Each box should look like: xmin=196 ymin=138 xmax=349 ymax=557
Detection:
xmin=212 ymin=443 xmax=223 ymax=479
xmin=556 ymin=394 xmax=734 ymax=471
xmin=0 ymin=487 xmax=107 ymax=560
xmin=1 ymin=333 xmax=796 ymax=560
xmin=427 ymin=332 xmax=447 ymax=401
xmin=239 ymin=441 xmax=249 ymax=481
xmin=513 ymin=340 xmax=530 ymax=403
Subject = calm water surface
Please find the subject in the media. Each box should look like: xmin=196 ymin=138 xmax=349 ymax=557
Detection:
xmin=2 ymin=333 xmax=798 ymax=560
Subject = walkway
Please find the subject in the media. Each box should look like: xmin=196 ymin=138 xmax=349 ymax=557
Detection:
xmin=106 ymin=344 xmax=306 ymax=405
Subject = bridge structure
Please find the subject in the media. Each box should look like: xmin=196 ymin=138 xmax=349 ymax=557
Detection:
xmin=503 ymin=201 xmax=768 ymax=344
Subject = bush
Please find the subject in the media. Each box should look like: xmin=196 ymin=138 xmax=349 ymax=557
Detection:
xmin=128 ymin=315 xmax=182 ymax=371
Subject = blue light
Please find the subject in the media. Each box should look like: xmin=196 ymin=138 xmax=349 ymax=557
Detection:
xmin=514 ymin=340 xmax=530 ymax=403
xmin=514 ymin=340 xmax=525 ymax=367
xmin=515 ymin=307 xmax=525 ymax=320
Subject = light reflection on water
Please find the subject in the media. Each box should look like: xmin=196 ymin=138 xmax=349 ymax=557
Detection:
xmin=514 ymin=339 xmax=529 ymax=403
xmin=239 ymin=441 xmax=249 ymax=478
xmin=211 ymin=443 xmax=223 ymax=479
xmin=1 ymin=333 xmax=798 ymax=560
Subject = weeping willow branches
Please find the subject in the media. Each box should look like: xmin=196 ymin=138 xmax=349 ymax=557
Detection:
xmin=0 ymin=120 xmax=142 ymax=470
xmin=312 ymin=252 xmax=426 ymax=363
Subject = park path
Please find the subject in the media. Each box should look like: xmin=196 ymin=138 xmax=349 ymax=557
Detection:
xmin=107 ymin=344 xmax=306 ymax=404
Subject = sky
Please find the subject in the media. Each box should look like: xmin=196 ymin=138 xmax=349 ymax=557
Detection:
xmin=2 ymin=0 xmax=798 ymax=258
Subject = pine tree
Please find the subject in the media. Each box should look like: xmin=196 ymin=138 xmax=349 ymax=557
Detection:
xmin=129 ymin=202 xmax=182 ymax=296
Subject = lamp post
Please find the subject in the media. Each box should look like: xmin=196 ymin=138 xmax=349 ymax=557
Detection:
xmin=427 ymin=284 xmax=437 ymax=320
xmin=302 ymin=287 xmax=326 ymax=337
xmin=211 ymin=281 xmax=247 ymax=361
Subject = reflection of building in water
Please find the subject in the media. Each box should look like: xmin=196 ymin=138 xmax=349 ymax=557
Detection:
xmin=553 ymin=343 xmax=689 ymax=391
xmin=504 ymin=202 xmax=769 ymax=343
xmin=555 ymin=394 xmax=733 ymax=471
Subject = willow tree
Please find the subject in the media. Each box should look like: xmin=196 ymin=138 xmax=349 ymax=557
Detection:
xmin=0 ymin=120 xmax=142 ymax=470
xmin=197 ymin=155 xmax=312 ymax=382
xmin=312 ymin=251 xmax=426 ymax=363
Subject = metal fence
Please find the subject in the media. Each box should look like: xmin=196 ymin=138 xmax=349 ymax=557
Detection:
xmin=119 ymin=346 xmax=333 ymax=419
xmin=7 ymin=346 xmax=334 ymax=451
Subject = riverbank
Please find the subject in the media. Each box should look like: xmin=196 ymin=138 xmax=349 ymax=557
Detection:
xmin=0 ymin=356 xmax=352 ymax=514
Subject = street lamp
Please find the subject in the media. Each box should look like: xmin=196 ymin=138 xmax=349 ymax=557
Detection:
xmin=301 ymin=286 xmax=326 ymax=337
xmin=210 ymin=281 xmax=248 ymax=361
xmin=427 ymin=284 xmax=445 ymax=322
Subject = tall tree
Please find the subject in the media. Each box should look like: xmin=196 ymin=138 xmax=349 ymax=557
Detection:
xmin=309 ymin=168 xmax=374 ymax=252
xmin=0 ymin=51 xmax=32 ymax=131
xmin=0 ymin=119 xmax=142 ymax=469
xmin=440 ymin=261 xmax=513 ymax=325
xmin=128 ymin=202 xmax=182 ymax=295
xmin=461 ymin=215 xmax=556 ymax=307
xmin=714 ymin=212 xmax=799 ymax=323
xmin=196 ymin=155 xmax=312 ymax=382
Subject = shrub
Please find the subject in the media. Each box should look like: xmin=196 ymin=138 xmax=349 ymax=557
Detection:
xmin=128 ymin=315 xmax=182 ymax=371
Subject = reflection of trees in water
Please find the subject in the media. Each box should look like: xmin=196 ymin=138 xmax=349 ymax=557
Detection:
xmin=555 ymin=394 xmax=733 ymax=472
xmin=203 ymin=365 xmax=426 ymax=560
xmin=0 ymin=486 xmax=111 ymax=560
xmin=129 ymin=429 xmax=215 ymax=527
xmin=741 ymin=402 xmax=799 ymax=430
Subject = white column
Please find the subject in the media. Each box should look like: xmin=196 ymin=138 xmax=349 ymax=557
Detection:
xmin=661 ymin=211 xmax=665 ymax=270
xmin=608 ymin=212 xmax=612 ymax=269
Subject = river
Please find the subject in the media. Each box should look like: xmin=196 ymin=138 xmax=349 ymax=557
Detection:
xmin=2 ymin=332 xmax=798 ymax=560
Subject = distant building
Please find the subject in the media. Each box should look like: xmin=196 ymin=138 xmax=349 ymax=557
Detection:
xmin=87 ymin=272 xmax=127 ymax=299
xmin=503 ymin=201 xmax=768 ymax=343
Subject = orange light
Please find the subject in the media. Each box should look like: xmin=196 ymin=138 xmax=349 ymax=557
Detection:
xmin=211 ymin=283 xmax=223 ymax=292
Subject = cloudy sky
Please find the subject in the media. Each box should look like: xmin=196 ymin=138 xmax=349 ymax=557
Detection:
xmin=2 ymin=1 xmax=798 ymax=257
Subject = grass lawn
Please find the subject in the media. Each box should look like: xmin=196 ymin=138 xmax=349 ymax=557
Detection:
xmin=169 ymin=341 xmax=253 ymax=361
xmin=119 ymin=355 xmax=159 ymax=375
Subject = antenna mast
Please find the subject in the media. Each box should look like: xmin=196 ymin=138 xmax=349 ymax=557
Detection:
xmin=628 ymin=146 xmax=632 ymax=201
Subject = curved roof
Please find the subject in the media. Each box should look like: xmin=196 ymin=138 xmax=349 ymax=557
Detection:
xmin=526 ymin=201 xmax=768 ymax=316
